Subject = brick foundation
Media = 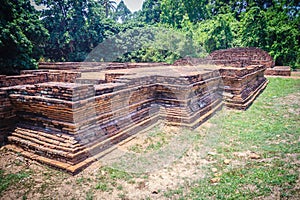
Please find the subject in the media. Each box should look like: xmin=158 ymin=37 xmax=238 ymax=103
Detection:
xmin=0 ymin=47 xmax=272 ymax=173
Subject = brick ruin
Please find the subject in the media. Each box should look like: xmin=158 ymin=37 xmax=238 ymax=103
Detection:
xmin=208 ymin=47 xmax=291 ymax=77
xmin=265 ymin=66 xmax=292 ymax=76
xmin=0 ymin=47 xmax=271 ymax=173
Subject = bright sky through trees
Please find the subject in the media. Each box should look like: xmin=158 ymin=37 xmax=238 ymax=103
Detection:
xmin=113 ymin=0 xmax=145 ymax=12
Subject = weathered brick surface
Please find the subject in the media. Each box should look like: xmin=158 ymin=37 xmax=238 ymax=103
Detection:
xmin=174 ymin=47 xmax=274 ymax=69
xmin=220 ymin=65 xmax=268 ymax=109
xmin=0 ymin=71 xmax=81 ymax=87
xmin=0 ymin=90 xmax=16 ymax=144
xmin=207 ymin=47 xmax=275 ymax=68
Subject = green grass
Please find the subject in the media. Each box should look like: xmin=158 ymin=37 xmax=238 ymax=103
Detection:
xmin=128 ymin=129 xmax=170 ymax=153
xmin=95 ymin=182 xmax=109 ymax=191
xmin=164 ymin=186 xmax=184 ymax=198
xmin=85 ymin=189 xmax=94 ymax=200
xmin=94 ymin=166 xmax=134 ymax=193
xmin=100 ymin=166 xmax=133 ymax=181
xmin=0 ymin=170 xmax=31 ymax=195
xmin=171 ymin=78 xmax=300 ymax=199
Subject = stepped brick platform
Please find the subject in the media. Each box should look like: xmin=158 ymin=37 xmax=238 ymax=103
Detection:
xmin=1 ymin=47 xmax=271 ymax=173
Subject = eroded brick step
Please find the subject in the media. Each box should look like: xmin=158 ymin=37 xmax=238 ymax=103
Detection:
xmin=224 ymin=78 xmax=266 ymax=101
xmin=6 ymin=114 xmax=161 ymax=173
xmin=8 ymin=110 xmax=160 ymax=165
xmin=161 ymin=99 xmax=222 ymax=124
xmin=165 ymin=100 xmax=223 ymax=129
xmin=11 ymin=129 xmax=82 ymax=152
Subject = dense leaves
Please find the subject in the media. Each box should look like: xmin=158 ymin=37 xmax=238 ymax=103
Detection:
xmin=0 ymin=0 xmax=48 ymax=74
xmin=140 ymin=0 xmax=162 ymax=24
xmin=85 ymin=26 xmax=204 ymax=63
xmin=158 ymin=0 xmax=300 ymax=68
xmin=36 ymin=0 xmax=120 ymax=62
xmin=194 ymin=13 xmax=238 ymax=53
xmin=0 ymin=0 xmax=299 ymax=74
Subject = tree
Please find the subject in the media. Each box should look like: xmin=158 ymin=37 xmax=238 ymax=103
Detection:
xmin=36 ymin=0 xmax=120 ymax=61
xmin=182 ymin=0 xmax=210 ymax=22
xmin=239 ymin=6 xmax=268 ymax=48
xmin=140 ymin=0 xmax=162 ymax=24
xmin=102 ymin=0 xmax=117 ymax=18
xmin=194 ymin=14 xmax=238 ymax=53
xmin=86 ymin=26 xmax=204 ymax=63
xmin=263 ymin=2 xmax=300 ymax=67
xmin=160 ymin=0 xmax=186 ymax=28
xmin=237 ymin=1 xmax=300 ymax=68
xmin=114 ymin=0 xmax=131 ymax=23
xmin=0 ymin=0 xmax=49 ymax=74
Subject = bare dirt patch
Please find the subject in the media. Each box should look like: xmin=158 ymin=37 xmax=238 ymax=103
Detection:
xmin=0 ymin=122 xmax=219 ymax=200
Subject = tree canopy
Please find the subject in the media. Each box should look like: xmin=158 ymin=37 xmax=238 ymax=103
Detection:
xmin=0 ymin=0 xmax=299 ymax=74
xmin=0 ymin=0 xmax=48 ymax=74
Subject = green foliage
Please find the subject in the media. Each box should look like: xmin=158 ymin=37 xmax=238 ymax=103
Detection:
xmin=140 ymin=0 xmax=162 ymax=24
xmin=36 ymin=0 xmax=121 ymax=62
xmin=239 ymin=3 xmax=300 ymax=68
xmin=239 ymin=6 xmax=268 ymax=48
xmin=101 ymin=0 xmax=117 ymax=18
xmin=194 ymin=13 xmax=239 ymax=53
xmin=1 ymin=0 xmax=298 ymax=71
xmin=86 ymin=26 xmax=205 ymax=63
xmin=265 ymin=6 xmax=299 ymax=67
xmin=0 ymin=0 xmax=49 ymax=74
xmin=181 ymin=0 xmax=210 ymax=22
xmin=160 ymin=0 xmax=186 ymax=28
xmin=158 ymin=0 xmax=300 ymax=68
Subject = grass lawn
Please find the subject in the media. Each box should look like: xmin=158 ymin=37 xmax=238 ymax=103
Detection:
xmin=0 ymin=77 xmax=299 ymax=199
xmin=184 ymin=77 xmax=300 ymax=199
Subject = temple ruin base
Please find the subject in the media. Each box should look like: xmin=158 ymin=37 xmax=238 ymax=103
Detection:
xmin=0 ymin=47 xmax=273 ymax=173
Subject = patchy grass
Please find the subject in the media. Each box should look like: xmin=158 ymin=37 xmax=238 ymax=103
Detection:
xmin=0 ymin=170 xmax=31 ymax=195
xmin=94 ymin=166 xmax=134 ymax=193
xmin=128 ymin=127 xmax=172 ymax=153
xmin=99 ymin=166 xmax=133 ymax=181
xmin=180 ymin=77 xmax=300 ymax=199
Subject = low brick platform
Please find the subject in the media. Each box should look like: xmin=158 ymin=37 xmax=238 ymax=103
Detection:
xmin=265 ymin=66 xmax=291 ymax=76
xmin=0 ymin=47 xmax=272 ymax=173
xmin=207 ymin=47 xmax=275 ymax=68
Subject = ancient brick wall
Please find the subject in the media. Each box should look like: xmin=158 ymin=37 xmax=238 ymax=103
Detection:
xmin=3 ymin=66 xmax=223 ymax=173
xmin=207 ymin=47 xmax=275 ymax=68
xmin=1 ymin=56 xmax=270 ymax=173
xmin=39 ymin=62 xmax=168 ymax=72
xmin=0 ymin=71 xmax=81 ymax=88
